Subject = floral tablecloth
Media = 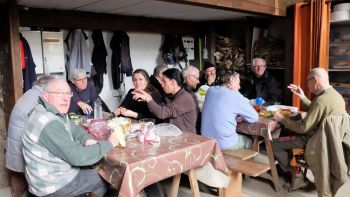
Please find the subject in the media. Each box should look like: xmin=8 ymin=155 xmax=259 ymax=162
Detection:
xmin=96 ymin=132 xmax=228 ymax=197
xmin=237 ymin=116 xmax=280 ymax=140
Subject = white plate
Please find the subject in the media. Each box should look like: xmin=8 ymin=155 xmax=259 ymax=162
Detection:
xmin=265 ymin=105 xmax=298 ymax=113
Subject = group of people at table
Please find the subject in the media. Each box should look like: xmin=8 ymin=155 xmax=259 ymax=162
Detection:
xmin=5 ymin=56 xmax=348 ymax=197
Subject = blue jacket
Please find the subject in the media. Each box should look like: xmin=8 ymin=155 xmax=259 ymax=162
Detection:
xmin=201 ymin=86 xmax=259 ymax=150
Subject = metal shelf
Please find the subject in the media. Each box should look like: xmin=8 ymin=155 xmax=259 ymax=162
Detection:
xmin=331 ymin=19 xmax=350 ymax=26
xmin=329 ymin=43 xmax=350 ymax=47
xmin=328 ymin=68 xmax=350 ymax=71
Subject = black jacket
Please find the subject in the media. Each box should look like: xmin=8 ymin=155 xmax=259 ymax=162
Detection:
xmin=91 ymin=30 xmax=107 ymax=95
xmin=120 ymin=87 xmax=162 ymax=123
xmin=150 ymin=75 xmax=166 ymax=102
xmin=110 ymin=31 xmax=133 ymax=89
xmin=240 ymin=70 xmax=282 ymax=105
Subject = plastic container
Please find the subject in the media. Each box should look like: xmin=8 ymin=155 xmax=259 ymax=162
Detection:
xmin=94 ymin=98 xmax=103 ymax=119
xmin=254 ymin=97 xmax=264 ymax=112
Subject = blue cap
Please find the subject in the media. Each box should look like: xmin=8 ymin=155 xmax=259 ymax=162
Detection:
xmin=256 ymin=97 xmax=264 ymax=106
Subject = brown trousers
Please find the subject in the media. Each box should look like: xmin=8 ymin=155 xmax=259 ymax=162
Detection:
xmin=10 ymin=171 xmax=27 ymax=197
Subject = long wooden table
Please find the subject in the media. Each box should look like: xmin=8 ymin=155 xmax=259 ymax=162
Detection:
xmin=237 ymin=116 xmax=281 ymax=192
xmin=96 ymin=132 xmax=229 ymax=197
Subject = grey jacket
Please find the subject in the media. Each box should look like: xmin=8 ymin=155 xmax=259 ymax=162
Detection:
xmin=6 ymin=85 xmax=43 ymax=172
xmin=305 ymin=114 xmax=350 ymax=197
xmin=65 ymin=29 xmax=92 ymax=77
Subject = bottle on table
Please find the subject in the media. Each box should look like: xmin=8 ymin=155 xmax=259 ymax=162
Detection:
xmin=254 ymin=97 xmax=264 ymax=112
xmin=94 ymin=98 xmax=103 ymax=119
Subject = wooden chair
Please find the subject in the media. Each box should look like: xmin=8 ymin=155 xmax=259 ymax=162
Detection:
xmin=289 ymin=148 xmax=308 ymax=192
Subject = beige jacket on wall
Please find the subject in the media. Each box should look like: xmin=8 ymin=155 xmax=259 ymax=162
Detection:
xmin=305 ymin=114 xmax=350 ymax=197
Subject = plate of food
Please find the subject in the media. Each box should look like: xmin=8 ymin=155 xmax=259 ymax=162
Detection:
xmin=265 ymin=105 xmax=298 ymax=117
xmin=266 ymin=105 xmax=298 ymax=113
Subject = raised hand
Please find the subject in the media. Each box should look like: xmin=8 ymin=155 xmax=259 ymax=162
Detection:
xmin=132 ymin=89 xmax=153 ymax=102
xmin=287 ymin=84 xmax=305 ymax=99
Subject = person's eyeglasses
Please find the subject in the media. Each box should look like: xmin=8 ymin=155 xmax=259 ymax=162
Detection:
xmin=189 ymin=75 xmax=200 ymax=81
xmin=307 ymin=76 xmax=315 ymax=81
xmin=253 ymin=65 xmax=266 ymax=68
xmin=74 ymin=77 xmax=87 ymax=82
xmin=47 ymin=91 xmax=73 ymax=97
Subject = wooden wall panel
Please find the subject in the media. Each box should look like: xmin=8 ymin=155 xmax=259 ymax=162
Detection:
xmin=18 ymin=7 xmax=199 ymax=34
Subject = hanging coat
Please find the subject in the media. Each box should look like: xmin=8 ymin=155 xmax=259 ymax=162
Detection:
xmin=91 ymin=30 xmax=107 ymax=95
xmin=20 ymin=33 xmax=37 ymax=92
xmin=110 ymin=31 xmax=133 ymax=89
xmin=65 ymin=29 xmax=92 ymax=78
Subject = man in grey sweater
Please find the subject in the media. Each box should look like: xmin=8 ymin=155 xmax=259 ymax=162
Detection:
xmin=22 ymin=79 xmax=120 ymax=197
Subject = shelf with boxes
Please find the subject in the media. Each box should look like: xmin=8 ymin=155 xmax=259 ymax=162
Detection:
xmin=329 ymin=2 xmax=350 ymax=113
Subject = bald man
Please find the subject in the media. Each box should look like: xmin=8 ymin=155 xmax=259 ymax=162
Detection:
xmin=22 ymin=79 xmax=120 ymax=197
xmin=271 ymin=68 xmax=347 ymax=189
xmin=182 ymin=65 xmax=200 ymax=90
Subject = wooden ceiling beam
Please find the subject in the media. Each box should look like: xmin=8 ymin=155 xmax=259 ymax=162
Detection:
xmin=18 ymin=7 xmax=199 ymax=34
xmin=158 ymin=0 xmax=308 ymax=17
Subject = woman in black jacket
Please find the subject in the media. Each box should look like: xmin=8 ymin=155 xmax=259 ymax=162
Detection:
xmin=114 ymin=69 xmax=162 ymax=122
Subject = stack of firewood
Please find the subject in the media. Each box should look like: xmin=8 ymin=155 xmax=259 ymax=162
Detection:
xmin=253 ymin=36 xmax=284 ymax=68
xmin=214 ymin=35 xmax=245 ymax=71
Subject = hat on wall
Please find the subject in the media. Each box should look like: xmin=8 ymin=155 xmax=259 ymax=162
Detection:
xmin=204 ymin=61 xmax=215 ymax=70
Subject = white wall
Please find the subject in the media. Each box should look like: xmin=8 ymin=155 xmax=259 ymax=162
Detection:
xmin=26 ymin=29 xmax=164 ymax=112
xmin=84 ymin=31 xmax=164 ymax=112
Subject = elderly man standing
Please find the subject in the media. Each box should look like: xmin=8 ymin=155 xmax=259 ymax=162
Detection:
xmin=272 ymin=68 xmax=347 ymax=190
xmin=69 ymin=68 xmax=98 ymax=115
xmin=6 ymin=75 xmax=55 ymax=197
xmin=240 ymin=57 xmax=282 ymax=105
xmin=22 ymin=79 xmax=120 ymax=197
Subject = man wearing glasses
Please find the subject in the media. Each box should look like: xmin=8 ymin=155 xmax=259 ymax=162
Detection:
xmin=22 ymin=79 xmax=120 ymax=197
xmin=272 ymin=68 xmax=348 ymax=191
xmin=240 ymin=57 xmax=282 ymax=105
xmin=68 ymin=68 xmax=98 ymax=115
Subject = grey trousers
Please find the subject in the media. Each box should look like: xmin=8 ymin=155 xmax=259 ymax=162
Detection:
xmin=45 ymin=169 xmax=107 ymax=197
xmin=271 ymin=135 xmax=309 ymax=172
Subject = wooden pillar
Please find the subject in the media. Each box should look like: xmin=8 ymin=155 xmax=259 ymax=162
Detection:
xmin=2 ymin=0 xmax=22 ymax=127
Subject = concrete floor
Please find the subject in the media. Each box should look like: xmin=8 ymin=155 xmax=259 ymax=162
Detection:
xmin=1 ymin=174 xmax=349 ymax=197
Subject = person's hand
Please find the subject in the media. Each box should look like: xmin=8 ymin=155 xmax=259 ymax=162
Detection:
xmin=120 ymin=108 xmax=138 ymax=118
xmin=299 ymin=111 xmax=307 ymax=119
xmin=287 ymin=84 xmax=305 ymax=99
xmin=108 ymin=130 xmax=120 ymax=148
xmin=236 ymin=115 xmax=244 ymax=123
xmin=77 ymin=101 xmax=93 ymax=115
xmin=114 ymin=107 xmax=122 ymax=116
xmin=207 ymin=74 xmax=216 ymax=85
xmin=84 ymin=139 xmax=98 ymax=146
xmin=273 ymin=111 xmax=284 ymax=121
xmin=132 ymin=89 xmax=153 ymax=103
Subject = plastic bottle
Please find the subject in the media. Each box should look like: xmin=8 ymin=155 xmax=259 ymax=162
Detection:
xmin=254 ymin=97 xmax=264 ymax=112
xmin=94 ymin=98 xmax=103 ymax=119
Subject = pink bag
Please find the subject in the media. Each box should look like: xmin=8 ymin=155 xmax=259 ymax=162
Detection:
xmin=88 ymin=119 xmax=110 ymax=140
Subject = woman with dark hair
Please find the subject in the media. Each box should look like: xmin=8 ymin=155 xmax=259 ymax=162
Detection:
xmin=114 ymin=69 xmax=161 ymax=120
xmin=132 ymin=68 xmax=197 ymax=133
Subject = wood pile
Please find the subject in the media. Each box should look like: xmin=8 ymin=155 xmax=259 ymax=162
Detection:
xmin=253 ymin=36 xmax=284 ymax=68
xmin=214 ymin=35 xmax=245 ymax=71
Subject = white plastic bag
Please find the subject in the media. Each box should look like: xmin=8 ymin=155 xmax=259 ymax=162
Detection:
xmin=137 ymin=122 xmax=160 ymax=144
xmin=154 ymin=123 xmax=182 ymax=137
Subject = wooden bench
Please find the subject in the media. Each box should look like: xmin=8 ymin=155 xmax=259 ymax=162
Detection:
xmin=222 ymin=149 xmax=258 ymax=160
xmin=219 ymin=150 xmax=270 ymax=197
